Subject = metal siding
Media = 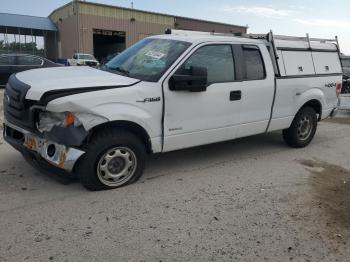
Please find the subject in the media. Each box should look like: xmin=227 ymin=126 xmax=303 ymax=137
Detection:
xmin=78 ymin=14 xmax=174 ymax=55
xmin=57 ymin=15 xmax=79 ymax=59
xmin=49 ymin=5 xmax=74 ymax=23
xmin=78 ymin=3 xmax=174 ymax=26
xmin=175 ymin=17 xmax=247 ymax=34
xmin=51 ymin=2 xmax=247 ymax=59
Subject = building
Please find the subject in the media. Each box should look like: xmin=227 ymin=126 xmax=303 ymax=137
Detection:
xmin=0 ymin=13 xmax=58 ymax=58
xmin=1 ymin=1 xmax=247 ymax=61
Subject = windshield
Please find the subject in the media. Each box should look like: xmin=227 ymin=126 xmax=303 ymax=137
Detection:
xmin=79 ymin=54 xmax=95 ymax=60
xmin=104 ymin=38 xmax=191 ymax=82
xmin=342 ymin=59 xmax=350 ymax=68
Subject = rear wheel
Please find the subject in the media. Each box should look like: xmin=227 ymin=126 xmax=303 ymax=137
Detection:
xmin=77 ymin=129 xmax=146 ymax=191
xmin=283 ymin=106 xmax=318 ymax=148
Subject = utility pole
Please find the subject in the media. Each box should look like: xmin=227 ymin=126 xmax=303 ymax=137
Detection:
xmin=73 ymin=0 xmax=80 ymax=53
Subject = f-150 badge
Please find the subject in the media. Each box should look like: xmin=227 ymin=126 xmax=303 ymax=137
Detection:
xmin=137 ymin=97 xmax=161 ymax=103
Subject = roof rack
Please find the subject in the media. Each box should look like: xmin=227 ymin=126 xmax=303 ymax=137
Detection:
xmin=245 ymin=31 xmax=339 ymax=48
xmin=165 ymin=29 xmax=339 ymax=47
xmin=164 ymin=29 xmax=341 ymax=76
xmin=247 ymin=32 xmax=338 ymax=43
xmin=164 ymin=29 xmax=243 ymax=37
xmin=245 ymin=31 xmax=341 ymax=75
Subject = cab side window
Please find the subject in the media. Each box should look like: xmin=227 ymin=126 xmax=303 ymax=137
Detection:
xmin=242 ymin=45 xmax=265 ymax=80
xmin=176 ymin=45 xmax=235 ymax=84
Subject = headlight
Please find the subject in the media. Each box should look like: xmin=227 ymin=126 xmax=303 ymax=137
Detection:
xmin=38 ymin=111 xmax=82 ymax=132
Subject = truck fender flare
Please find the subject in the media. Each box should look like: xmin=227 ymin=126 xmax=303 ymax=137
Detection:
xmin=86 ymin=120 xmax=153 ymax=153
xmin=295 ymin=88 xmax=325 ymax=120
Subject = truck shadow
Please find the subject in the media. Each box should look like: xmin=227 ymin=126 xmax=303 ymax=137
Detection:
xmin=1 ymin=131 xmax=286 ymax=188
xmin=299 ymin=159 xmax=350 ymax=230
xmin=144 ymin=131 xmax=285 ymax=181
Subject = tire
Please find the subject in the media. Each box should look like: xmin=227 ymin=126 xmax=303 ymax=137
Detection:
xmin=77 ymin=129 xmax=146 ymax=191
xmin=283 ymin=106 xmax=318 ymax=148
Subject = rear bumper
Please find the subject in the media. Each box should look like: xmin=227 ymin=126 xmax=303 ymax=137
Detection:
xmin=321 ymin=105 xmax=339 ymax=119
xmin=3 ymin=121 xmax=85 ymax=172
xmin=330 ymin=107 xmax=338 ymax=117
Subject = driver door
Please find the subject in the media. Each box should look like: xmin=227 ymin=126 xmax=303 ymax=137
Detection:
xmin=163 ymin=44 xmax=242 ymax=152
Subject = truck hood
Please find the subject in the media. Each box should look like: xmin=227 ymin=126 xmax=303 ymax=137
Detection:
xmin=15 ymin=66 xmax=140 ymax=101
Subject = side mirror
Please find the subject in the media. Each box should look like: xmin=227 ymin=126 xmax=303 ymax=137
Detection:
xmin=169 ymin=66 xmax=208 ymax=92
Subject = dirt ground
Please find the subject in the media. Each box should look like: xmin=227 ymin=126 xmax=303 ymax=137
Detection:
xmin=1 ymin=88 xmax=350 ymax=260
xmin=1 ymin=111 xmax=350 ymax=261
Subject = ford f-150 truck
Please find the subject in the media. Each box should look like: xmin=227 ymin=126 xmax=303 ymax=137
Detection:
xmin=3 ymin=30 xmax=343 ymax=190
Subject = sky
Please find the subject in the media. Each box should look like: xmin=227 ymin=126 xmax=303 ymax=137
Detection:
xmin=2 ymin=0 xmax=350 ymax=54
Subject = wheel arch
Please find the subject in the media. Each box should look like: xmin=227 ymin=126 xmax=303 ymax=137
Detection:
xmin=298 ymin=99 xmax=323 ymax=121
xmin=85 ymin=120 xmax=153 ymax=154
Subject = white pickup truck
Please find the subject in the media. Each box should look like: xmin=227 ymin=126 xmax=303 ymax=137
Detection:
xmin=3 ymin=30 xmax=342 ymax=190
xmin=68 ymin=53 xmax=100 ymax=68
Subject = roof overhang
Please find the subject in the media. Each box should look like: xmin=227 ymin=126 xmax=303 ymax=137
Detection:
xmin=0 ymin=13 xmax=57 ymax=33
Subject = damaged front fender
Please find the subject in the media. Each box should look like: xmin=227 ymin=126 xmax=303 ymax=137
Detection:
xmin=44 ymin=125 xmax=88 ymax=147
xmin=39 ymin=112 xmax=108 ymax=147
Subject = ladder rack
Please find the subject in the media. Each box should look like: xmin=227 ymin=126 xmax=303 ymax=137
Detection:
xmin=166 ymin=29 xmax=339 ymax=45
xmin=243 ymin=31 xmax=340 ymax=77
xmin=246 ymin=31 xmax=339 ymax=44
xmin=165 ymin=29 xmax=341 ymax=77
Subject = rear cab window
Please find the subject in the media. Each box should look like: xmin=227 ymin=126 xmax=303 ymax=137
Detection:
xmin=241 ymin=45 xmax=266 ymax=80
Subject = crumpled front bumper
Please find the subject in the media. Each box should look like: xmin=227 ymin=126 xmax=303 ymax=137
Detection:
xmin=3 ymin=121 xmax=85 ymax=172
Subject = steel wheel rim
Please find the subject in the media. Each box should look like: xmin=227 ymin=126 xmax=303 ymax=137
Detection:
xmin=297 ymin=116 xmax=312 ymax=141
xmin=97 ymin=147 xmax=137 ymax=187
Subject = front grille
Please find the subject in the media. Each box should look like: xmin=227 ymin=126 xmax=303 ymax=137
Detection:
xmin=4 ymin=74 xmax=35 ymax=129
xmin=4 ymin=83 xmax=24 ymax=119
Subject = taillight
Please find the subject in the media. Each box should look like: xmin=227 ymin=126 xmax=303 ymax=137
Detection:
xmin=336 ymin=83 xmax=342 ymax=97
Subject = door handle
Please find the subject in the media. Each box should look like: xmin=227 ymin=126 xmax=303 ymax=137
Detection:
xmin=230 ymin=90 xmax=242 ymax=101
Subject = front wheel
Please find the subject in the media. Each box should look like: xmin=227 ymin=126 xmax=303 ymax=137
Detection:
xmin=283 ymin=106 xmax=318 ymax=148
xmin=77 ymin=129 xmax=146 ymax=191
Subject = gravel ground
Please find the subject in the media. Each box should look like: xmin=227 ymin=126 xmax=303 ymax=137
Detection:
xmin=0 ymin=111 xmax=350 ymax=261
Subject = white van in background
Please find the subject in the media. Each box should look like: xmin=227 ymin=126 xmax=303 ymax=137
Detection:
xmin=340 ymin=56 xmax=350 ymax=110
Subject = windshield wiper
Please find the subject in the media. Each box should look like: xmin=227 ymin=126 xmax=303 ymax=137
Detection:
xmin=109 ymin=66 xmax=130 ymax=76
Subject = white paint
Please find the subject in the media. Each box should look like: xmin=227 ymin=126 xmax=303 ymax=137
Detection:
xmin=18 ymin=66 xmax=139 ymax=100
xmin=11 ymin=34 xmax=342 ymax=154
